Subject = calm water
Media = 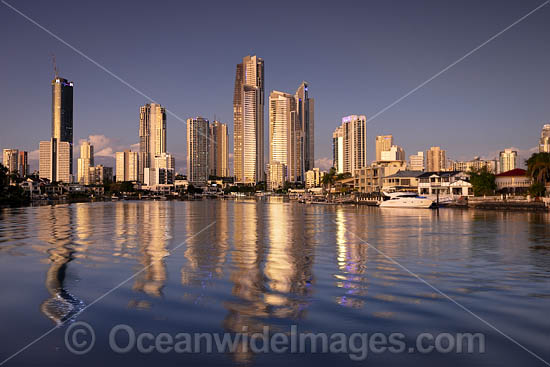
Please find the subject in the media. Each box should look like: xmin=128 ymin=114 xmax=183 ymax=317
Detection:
xmin=0 ymin=200 xmax=549 ymax=366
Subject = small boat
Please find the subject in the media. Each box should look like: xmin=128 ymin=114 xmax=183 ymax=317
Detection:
xmin=379 ymin=192 xmax=434 ymax=208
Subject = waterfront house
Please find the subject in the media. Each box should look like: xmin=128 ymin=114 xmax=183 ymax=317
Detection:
xmin=495 ymin=169 xmax=531 ymax=194
xmin=417 ymin=171 xmax=472 ymax=196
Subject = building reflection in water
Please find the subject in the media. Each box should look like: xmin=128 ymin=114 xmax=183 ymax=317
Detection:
xmin=181 ymin=201 xmax=229 ymax=286
xmin=222 ymin=201 xmax=314 ymax=363
xmin=38 ymin=205 xmax=84 ymax=324
xmin=130 ymin=202 xmax=172 ymax=299
xmin=334 ymin=208 xmax=368 ymax=308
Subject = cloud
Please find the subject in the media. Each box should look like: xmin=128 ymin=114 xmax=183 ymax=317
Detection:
xmin=78 ymin=134 xmax=138 ymax=158
xmin=315 ymin=157 xmax=333 ymax=171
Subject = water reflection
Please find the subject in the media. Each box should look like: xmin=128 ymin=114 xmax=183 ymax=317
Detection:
xmin=38 ymin=205 xmax=84 ymax=324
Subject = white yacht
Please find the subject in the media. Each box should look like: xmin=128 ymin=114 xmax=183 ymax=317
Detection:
xmin=379 ymin=192 xmax=434 ymax=208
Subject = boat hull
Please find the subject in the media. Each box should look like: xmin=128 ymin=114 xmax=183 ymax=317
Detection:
xmin=379 ymin=198 xmax=434 ymax=208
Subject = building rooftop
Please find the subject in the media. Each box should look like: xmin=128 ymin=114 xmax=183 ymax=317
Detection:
xmin=385 ymin=170 xmax=424 ymax=178
xmin=417 ymin=171 xmax=464 ymax=178
xmin=495 ymin=168 xmax=527 ymax=177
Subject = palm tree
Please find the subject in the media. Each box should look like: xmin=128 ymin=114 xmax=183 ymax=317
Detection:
xmin=526 ymin=153 xmax=550 ymax=184
xmin=526 ymin=152 xmax=550 ymax=197
xmin=321 ymin=167 xmax=336 ymax=201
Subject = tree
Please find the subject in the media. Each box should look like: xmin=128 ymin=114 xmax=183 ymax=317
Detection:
xmin=526 ymin=152 xmax=550 ymax=196
xmin=0 ymin=164 xmax=8 ymax=189
xmin=469 ymin=167 xmax=496 ymax=196
xmin=321 ymin=167 xmax=337 ymax=199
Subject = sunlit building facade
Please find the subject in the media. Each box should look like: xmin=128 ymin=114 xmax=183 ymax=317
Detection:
xmin=209 ymin=120 xmax=230 ymax=177
xmin=187 ymin=117 xmax=209 ymax=185
xmin=540 ymin=124 xmax=550 ymax=153
xmin=116 ymin=150 xmax=139 ymax=182
xmin=408 ymin=151 xmax=424 ymax=171
xmin=77 ymin=141 xmax=94 ymax=185
xmin=426 ymin=146 xmax=447 ymax=172
xmin=332 ymin=115 xmax=367 ymax=176
xmin=375 ymin=135 xmax=393 ymax=162
xmin=233 ymin=55 xmax=264 ymax=184
xmin=139 ymin=103 xmax=166 ymax=182
xmin=499 ymin=149 xmax=517 ymax=173
xmin=2 ymin=149 xmax=18 ymax=175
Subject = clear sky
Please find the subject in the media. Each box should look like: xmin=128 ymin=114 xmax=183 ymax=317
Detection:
xmin=1 ymin=0 xmax=549 ymax=173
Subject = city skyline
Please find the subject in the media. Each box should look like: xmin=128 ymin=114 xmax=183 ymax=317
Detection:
xmin=2 ymin=1 xmax=549 ymax=174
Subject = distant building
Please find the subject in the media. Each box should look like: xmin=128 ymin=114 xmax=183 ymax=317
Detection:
xmin=39 ymin=139 xmax=71 ymax=182
xmin=209 ymin=121 xmax=230 ymax=177
xmin=116 ymin=150 xmax=139 ymax=182
xmin=2 ymin=149 xmax=18 ymax=175
xmin=233 ymin=55 xmax=265 ymax=184
xmin=499 ymin=149 xmax=517 ymax=173
xmin=305 ymin=168 xmax=326 ymax=189
xmin=187 ymin=117 xmax=209 ymax=185
xmin=77 ymin=141 xmax=94 ymax=185
xmin=380 ymin=145 xmax=405 ymax=162
xmin=408 ymin=151 xmax=424 ymax=171
xmin=92 ymin=165 xmax=113 ymax=184
xmin=139 ymin=103 xmax=167 ymax=182
xmin=452 ymin=157 xmax=498 ymax=173
xmin=269 ymin=90 xmax=302 ymax=183
xmin=539 ymin=124 xmax=550 ymax=153
xmin=332 ymin=115 xmax=367 ymax=176
xmin=267 ymin=162 xmax=286 ymax=191
xmin=375 ymin=135 xmax=393 ymax=162
xmin=296 ymin=82 xmax=315 ymax=173
xmin=426 ymin=146 xmax=446 ymax=172
xmin=495 ymin=168 xmax=530 ymax=194
xmin=18 ymin=151 xmax=28 ymax=177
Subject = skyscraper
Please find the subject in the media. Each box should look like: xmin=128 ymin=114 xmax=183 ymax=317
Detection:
xmin=332 ymin=115 xmax=367 ymax=176
xmin=380 ymin=145 xmax=405 ymax=161
xmin=233 ymin=55 xmax=265 ymax=184
xmin=18 ymin=151 xmax=28 ymax=177
xmin=115 ymin=150 xmax=139 ymax=182
xmin=209 ymin=121 xmax=229 ymax=177
xmin=2 ymin=149 xmax=18 ymax=175
xmin=77 ymin=141 xmax=94 ymax=185
xmin=187 ymin=117 xmax=209 ymax=185
xmin=540 ymin=124 xmax=550 ymax=153
xmin=375 ymin=135 xmax=393 ymax=162
xmin=408 ymin=151 xmax=424 ymax=171
xmin=40 ymin=77 xmax=74 ymax=182
xmin=295 ymin=82 xmax=314 ymax=172
xmin=499 ymin=149 xmax=517 ymax=173
xmin=426 ymin=146 xmax=447 ymax=171
xmin=269 ymin=90 xmax=303 ymax=183
xmin=139 ymin=103 xmax=167 ymax=182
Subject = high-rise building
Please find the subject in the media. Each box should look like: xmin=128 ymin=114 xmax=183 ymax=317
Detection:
xmin=269 ymin=90 xmax=302 ymax=183
xmin=39 ymin=76 xmax=74 ymax=182
xmin=233 ymin=55 xmax=265 ymax=184
xmin=39 ymin=139 xmax=71 ymax=182
xmin=116 ymin=150 xmax=139 ymax=182
xmin=2 ymin=149 xmax=18 ymax=175
xmin=499 ymin=149 xmax=517 ymax=173
xmin=295 ymin=82 xmax=314 ymax=172
xmin=426 ymin=146 xmax=447 ymax=171
xmin=375 ymin=135 xmax=393 ymax=162
xmin=52 ymin=77 xmax=73 ymax=180
xmin=540 ymin=124 xmax=550 ymax=153
xmin=18 ymin=151 xmax=28 ymax=177
xmin=380 ymin=145 xmax=405 ymax=161
xmin=332 ymin=115 xmax=367 ymax=176
xmin=139 ymin=103 xmax=167 ymax=182
xmin=77 ymin=141 xmax=94 ymax=185
xmin=209 ymin=121 xmax=229 ymax=177
xmin=305 ymin=168 xmax=325 ymax=188
xmin=332 ymin=126 xmax=344 ymax=174
xmin=267 ymin=162 xmax=286 ymax=191
xmin=92 ymin=165 xmax=113 ymax=184
xmin=408 ymin=151 xmax=424 ymax=171
xmin=187 ymin=117 xmax=209 ymax=185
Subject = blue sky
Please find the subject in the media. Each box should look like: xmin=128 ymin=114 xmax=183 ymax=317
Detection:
xmin=1 ymin=0 xmax=549 ymax=173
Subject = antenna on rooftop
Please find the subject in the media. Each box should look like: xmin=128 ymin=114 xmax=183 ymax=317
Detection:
xmin=51 ymin=53 xmax=58 ymax=78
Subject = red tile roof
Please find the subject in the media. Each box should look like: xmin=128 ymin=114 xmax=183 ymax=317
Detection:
xmin=496 ymin=168 xmax=527 ymax=177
